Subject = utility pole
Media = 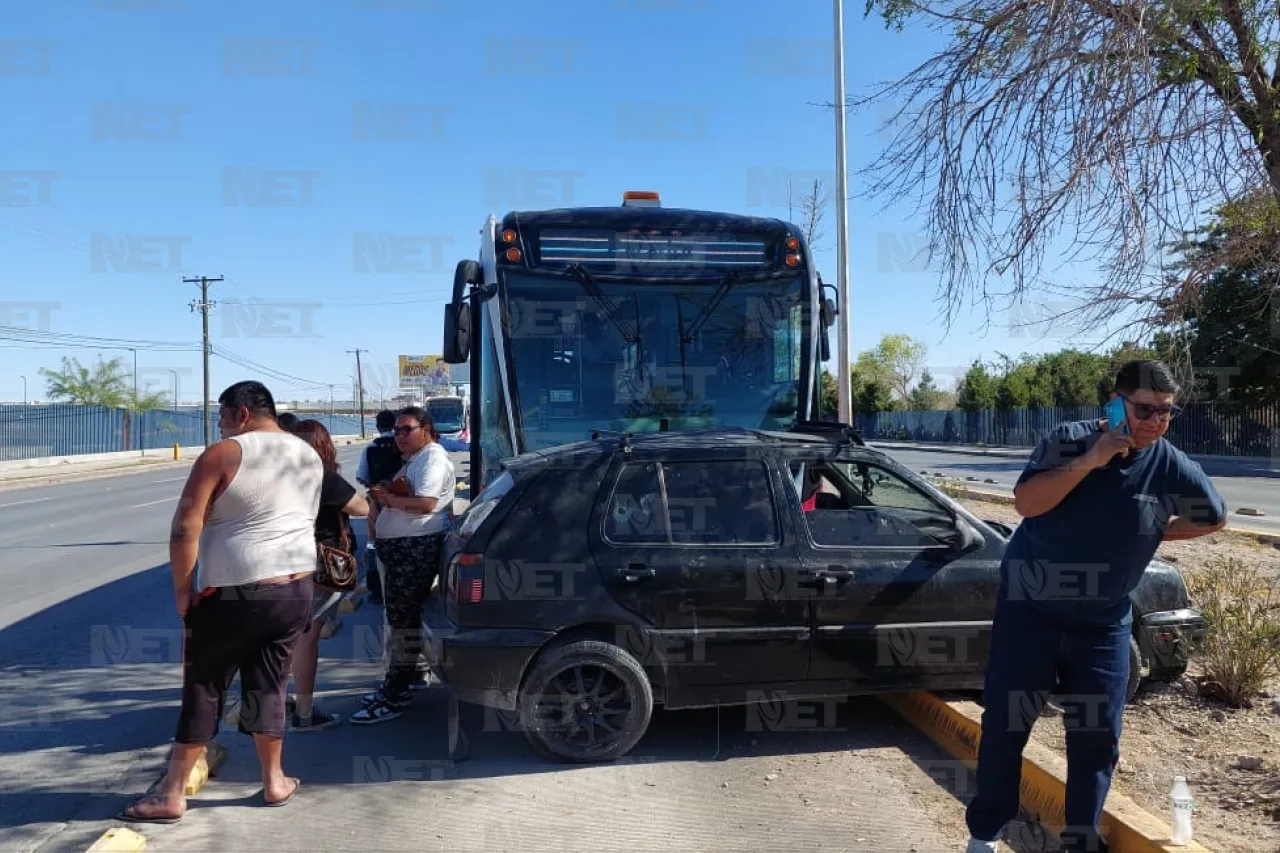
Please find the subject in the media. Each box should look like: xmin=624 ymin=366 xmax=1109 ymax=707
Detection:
xmin=347 ymin=348 xmax=367 ymax=437
xmin=186 ymin=275 xmax=224 ymax=446
xmin=328 ymin=385 xmax=335 ymax=421
xmin=833 ymin=0 xmax=853 ymax=425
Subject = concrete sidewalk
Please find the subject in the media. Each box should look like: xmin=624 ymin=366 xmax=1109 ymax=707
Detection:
xmin=870 ymin=439 xmax=1280 ymax=479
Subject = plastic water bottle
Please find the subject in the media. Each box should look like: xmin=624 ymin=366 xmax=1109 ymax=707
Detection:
xmin=1171 ymin=775 xmax=1194 ymax=845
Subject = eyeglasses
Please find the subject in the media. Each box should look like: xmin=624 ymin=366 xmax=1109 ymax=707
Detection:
xmin=1119 ymin=395 xmax=1181 ymax=422
xmin=392 ymin=425 xmax=421 ymax=435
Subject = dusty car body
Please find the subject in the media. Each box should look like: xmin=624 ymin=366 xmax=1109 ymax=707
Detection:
xmin=423 ymin=423 xmax=1207 ymax=762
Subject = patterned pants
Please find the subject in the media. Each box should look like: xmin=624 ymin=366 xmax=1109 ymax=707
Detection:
xmin=375 ymin=533 xmax=445 ymax=691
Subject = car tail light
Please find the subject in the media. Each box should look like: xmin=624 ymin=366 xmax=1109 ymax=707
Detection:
xmin=451 ymin=552 xmax=484 ymax=604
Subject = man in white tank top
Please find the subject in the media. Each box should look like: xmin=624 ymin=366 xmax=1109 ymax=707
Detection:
xmin=118 ymin=381 xmax=322 ymax=825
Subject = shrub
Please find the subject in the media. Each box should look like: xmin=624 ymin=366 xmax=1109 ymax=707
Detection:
xmin=1184 ymin=557 xmax=1280 ymax=707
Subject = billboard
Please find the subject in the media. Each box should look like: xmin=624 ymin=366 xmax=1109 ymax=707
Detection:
xmin=398 ymin=355 xmax=454 ymax=394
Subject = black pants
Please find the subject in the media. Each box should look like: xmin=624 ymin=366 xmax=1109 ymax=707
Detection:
xmin=175 ymin=576 xmax=313 ymax=743
xmin=376 ymin=534 xmax=444 ymax=691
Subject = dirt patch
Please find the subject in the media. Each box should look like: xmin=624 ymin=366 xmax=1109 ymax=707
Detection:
xmin=962 ymin=498 xmax=1280 ymax=853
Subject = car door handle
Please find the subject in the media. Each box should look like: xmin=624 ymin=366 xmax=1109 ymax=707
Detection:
xmin=817 ymin=567 xmax=854 ymax=585
xmin=618 ymin=564 xmax=657 ymax=584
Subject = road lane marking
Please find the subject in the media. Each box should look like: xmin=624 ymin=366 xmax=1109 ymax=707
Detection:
xmin=0 ymin=497 xmax=51 ymax=509
xmin=129 ymin=496 xmax=179 ymax=508
xmin=150 ymin=476 xmax=189 ymax=483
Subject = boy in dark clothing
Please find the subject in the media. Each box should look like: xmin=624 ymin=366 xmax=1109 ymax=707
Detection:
xmin=964 ymin=361 xmax=1228 ymax=853
xmin=356 ymin=410 xmax=401 ymax=606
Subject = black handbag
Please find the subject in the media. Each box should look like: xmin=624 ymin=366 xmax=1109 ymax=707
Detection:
xmin=315 ymin=514 xmax=358 ymax=593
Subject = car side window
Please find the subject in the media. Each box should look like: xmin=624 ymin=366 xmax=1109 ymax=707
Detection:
xmin=604 ymin=462 xmax=668 ymax=544
xmin=662 ymin=460 xmax=778 ymax=545
xmin=790 ymin=459 xmax=952 ymax=548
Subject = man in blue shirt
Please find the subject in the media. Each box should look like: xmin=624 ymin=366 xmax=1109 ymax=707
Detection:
xmin=965 ymin=360 xmax=1227 ymax=853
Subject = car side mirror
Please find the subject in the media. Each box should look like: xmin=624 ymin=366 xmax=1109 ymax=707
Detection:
xmin=951 ymin=518 xmax=984 ymax=553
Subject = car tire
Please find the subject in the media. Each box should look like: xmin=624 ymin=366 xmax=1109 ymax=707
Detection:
xmin=517 ymin=638 xmax=654 ymax=763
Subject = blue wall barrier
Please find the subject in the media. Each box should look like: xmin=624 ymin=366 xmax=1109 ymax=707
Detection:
xmin=0 ymin=404 xmax=379 ymax=461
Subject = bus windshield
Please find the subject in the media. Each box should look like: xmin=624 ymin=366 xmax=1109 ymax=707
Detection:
xmin=426 ymin=397 xmax=465 ymax=434
xmin=502 ymin=269 xmax=806 ymax=451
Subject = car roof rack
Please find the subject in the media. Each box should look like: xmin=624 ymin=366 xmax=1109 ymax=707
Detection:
xmin=591 ymin=429 xmax=633 ymax=452
xmin=789 ymin=420 xmax=865 ymax=447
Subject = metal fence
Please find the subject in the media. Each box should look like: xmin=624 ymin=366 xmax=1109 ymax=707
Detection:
xmin=857 ymin=402 xmax=1280 ymax=459
xmin=0 ymin=404 xmax=377 ymax=462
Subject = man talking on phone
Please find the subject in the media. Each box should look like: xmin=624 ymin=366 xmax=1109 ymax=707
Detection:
xmin=964 ymin=360 xmax=1228 ymax=853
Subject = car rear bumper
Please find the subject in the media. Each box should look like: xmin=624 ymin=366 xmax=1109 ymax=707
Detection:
xmin=421 ymin=597 xmax=553 ymax=711
xmin=1137 ymin=607 xmax=1207 ymax=673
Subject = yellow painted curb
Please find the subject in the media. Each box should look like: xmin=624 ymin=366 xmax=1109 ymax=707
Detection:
xmin=147 ymin=740 xmax=229 ymax=797
xmin=881 ymin=692 xmax=1213 ymax=852
xmin=87 ymin=827 xmax=147 ymax=852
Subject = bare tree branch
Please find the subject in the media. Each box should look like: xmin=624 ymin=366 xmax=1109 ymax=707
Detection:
xmin=850 ymin=0 xmax=1280 ymax=341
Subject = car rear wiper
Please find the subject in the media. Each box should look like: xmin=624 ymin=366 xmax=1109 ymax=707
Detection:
xmin=567 ymin=263 xmax=638 ymax=344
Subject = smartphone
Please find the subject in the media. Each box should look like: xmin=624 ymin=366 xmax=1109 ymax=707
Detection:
xmin=1104 ymin=396 xmax=1129 ymax=434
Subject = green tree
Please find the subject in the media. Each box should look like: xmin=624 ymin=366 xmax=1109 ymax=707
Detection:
xmin=856 ymin=380 xmax=895 ymax=415
xmin=855 ymin=333 xmax=927 ymax=403
xmin=40 ymin=355 xmax=168 ymax=410
xmin=955 ymin=359 xmax=997 ymax=411
xmin=908 ymin=368 xmax=948 ymax=410
xmin=41 ymin=356 xmax=130 ymax=407
xmin=858 ymin=1 xmax=1280 ymax=340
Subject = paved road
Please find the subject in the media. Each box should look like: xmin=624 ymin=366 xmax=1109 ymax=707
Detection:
xmin=0 ymin=442 xmax=972 ymax=853
xmin=874 ymin=445 xmax=1280 ymax=536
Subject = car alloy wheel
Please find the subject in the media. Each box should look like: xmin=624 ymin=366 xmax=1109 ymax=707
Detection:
xmin=517 ymin=638 xmax=654 ymax=763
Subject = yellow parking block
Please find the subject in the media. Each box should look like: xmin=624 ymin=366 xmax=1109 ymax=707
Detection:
xmin=881 ymin=692 xmax=1213 ymax=852
xmin=87 ymin=827 xmax=147 ymax=852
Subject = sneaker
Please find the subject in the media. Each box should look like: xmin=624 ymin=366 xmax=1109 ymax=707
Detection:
xmin=349 ymin=696 xmax=402 ymax=725
xmin=359 ymin=683 xmax=412 ymax=709
xmin=965 ymin=839 xmax=999 ymax=853
xmin=290 ymin=707 xmax=341 ymax=732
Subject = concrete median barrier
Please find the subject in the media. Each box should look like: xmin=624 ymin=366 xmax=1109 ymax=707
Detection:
xmin=881 ymin=692 xmax=1214 ymax=852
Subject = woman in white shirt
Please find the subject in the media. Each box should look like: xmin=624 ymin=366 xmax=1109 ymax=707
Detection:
xmin=349 ymin=405 xmax=455 ymax=725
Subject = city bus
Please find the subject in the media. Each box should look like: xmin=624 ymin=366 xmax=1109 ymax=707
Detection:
xmin=442 ymin=191 xmax=836 ymax=495
xmin=425 ymin=394 xmax=468 ymax=443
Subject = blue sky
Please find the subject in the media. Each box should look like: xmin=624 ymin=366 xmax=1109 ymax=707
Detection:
xmin=1 ymin=0 xmax=1092 ymax=405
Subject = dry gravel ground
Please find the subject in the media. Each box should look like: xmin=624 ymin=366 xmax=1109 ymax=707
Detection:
xmin=964 ymin=498 xmax=1280 ymax=853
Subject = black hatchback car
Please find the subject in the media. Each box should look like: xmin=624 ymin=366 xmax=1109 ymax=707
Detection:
xmin=424 ymin=423 xmax=1206 ymax=763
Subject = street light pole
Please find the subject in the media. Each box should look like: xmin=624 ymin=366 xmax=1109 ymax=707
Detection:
xmin=168 ymin=369 xmax=178 ymax=408
xmin=20 ymin=375 xmax=27 ymax=405
xmin=833 ymin=0 xmax=853 ymax=425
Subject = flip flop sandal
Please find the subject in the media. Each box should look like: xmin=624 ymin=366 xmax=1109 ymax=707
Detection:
xmin=117 ymin=799 xmax=184 ymax=825
xmin=264 ymin=778 xmax=300 ymax=808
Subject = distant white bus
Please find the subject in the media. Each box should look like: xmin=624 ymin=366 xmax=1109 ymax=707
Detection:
xmin=425 ymin=394 xmax=468 ymax=442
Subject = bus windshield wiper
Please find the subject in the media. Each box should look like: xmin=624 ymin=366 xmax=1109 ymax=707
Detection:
xmin=567 ymin=263 xmax=638 ymax=343
xmin=681 ymin=270 xmax=742 ymax=344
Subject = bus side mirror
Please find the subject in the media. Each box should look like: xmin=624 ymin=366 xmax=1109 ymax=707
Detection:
xmin=444 ymin=260 xmax=483 ymax=364
xmin=443 ymin=303 xmax=470 ymax=364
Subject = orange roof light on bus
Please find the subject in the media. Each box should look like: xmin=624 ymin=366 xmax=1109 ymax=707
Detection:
xmin=621 ymin=190 xmax=661 ymax=208
xmin=501 ymin=229 xmax=517 ymax=243
xmin=505 ymin=247 xmax=521 ymax=262
xmin=786 ymin=236 xmax=800 ymax=250
xmin=785 ymin=253 xmax=801 ymax=267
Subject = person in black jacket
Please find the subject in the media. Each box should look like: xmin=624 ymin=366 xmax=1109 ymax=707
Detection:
xmin=356 ymin=410 xmax=401 ymax=605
